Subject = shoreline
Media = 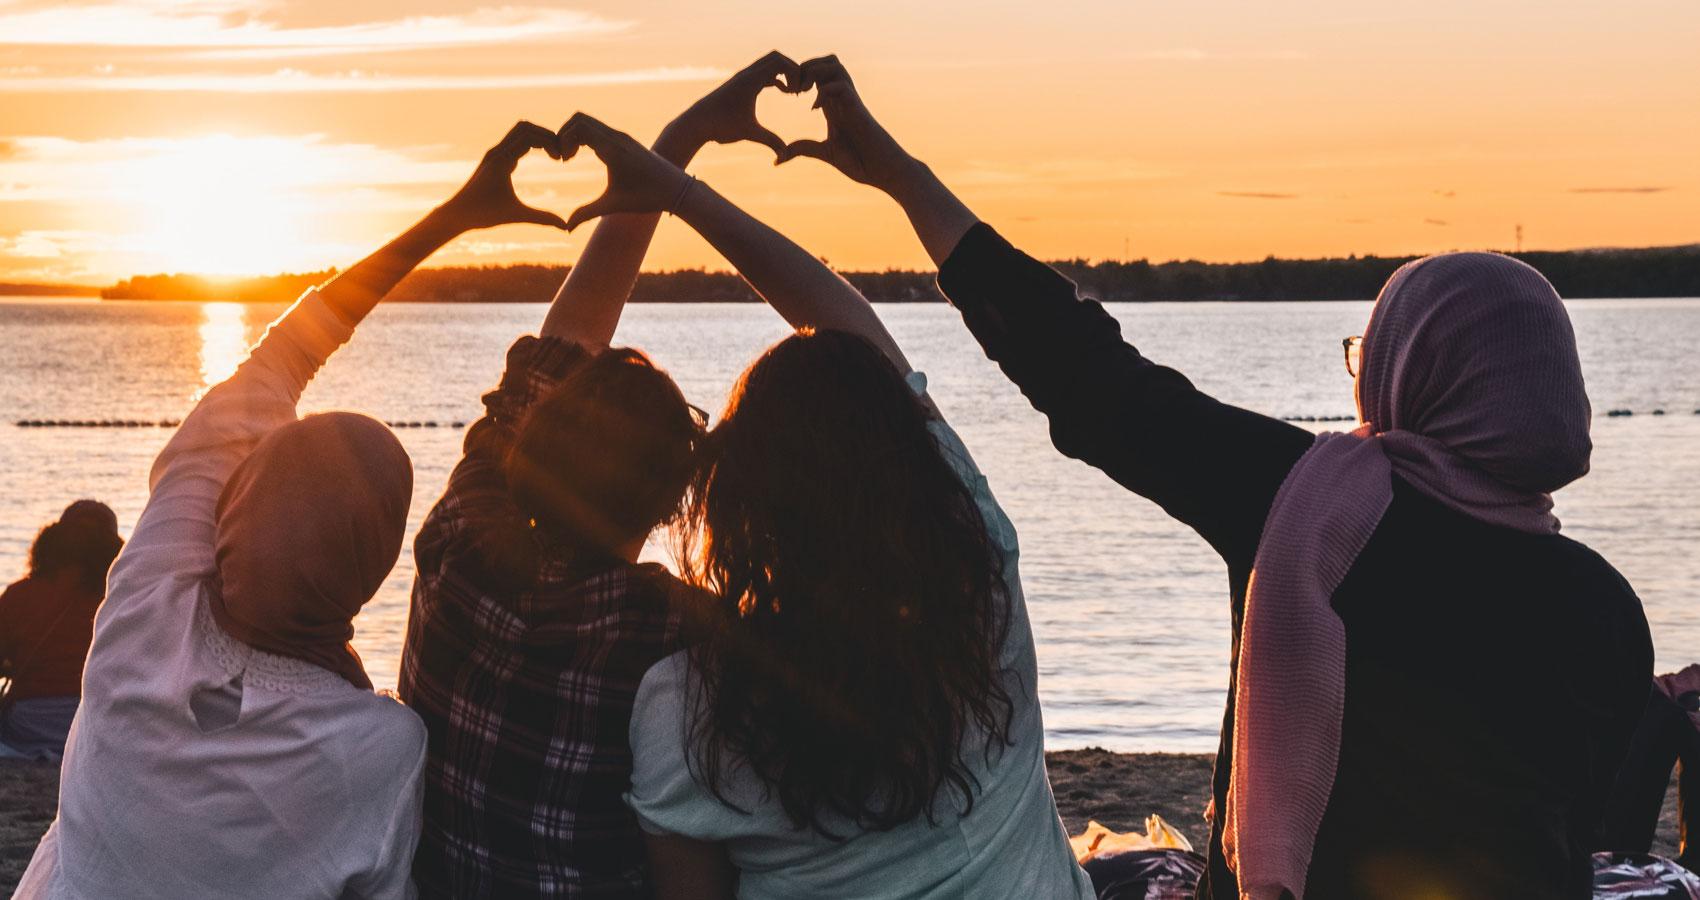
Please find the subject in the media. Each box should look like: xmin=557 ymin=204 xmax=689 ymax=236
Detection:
xmin=4 ymin=751 xmax=1681 ymax=893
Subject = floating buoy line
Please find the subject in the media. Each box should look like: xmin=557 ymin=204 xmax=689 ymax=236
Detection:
xmin=14 ymin=419 xmax=468 ymax=429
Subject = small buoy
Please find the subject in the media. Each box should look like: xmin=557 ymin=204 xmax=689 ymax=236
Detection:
xmin=1652 ymin=409 xmax=1666 ymax=416
xmin=424 ymin=421 xmax=440 ymax=428
xmin=451 ymin=421 xmax=467 ymax=429
xmin=1607 ymin=409 xmax=1631 ymax=417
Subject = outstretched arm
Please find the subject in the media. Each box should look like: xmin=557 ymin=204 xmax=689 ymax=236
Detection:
xmin=541 ymin=52 xmax=804 ymax=347
xmin=777 ymin=57 xmax=1313 ymax=563
xmin=321 ymin=122 xmax=567 ymax=328
xmin=778 ymin=55 xmax=978 ymax=267
xmin=106 ymin=123 xmax=568 ymax=607
xmin=559 ymin=113 xmax=910 ymax=372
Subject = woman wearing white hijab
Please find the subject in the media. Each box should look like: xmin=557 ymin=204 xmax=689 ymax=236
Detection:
xmin=17 ymin=122 xmax=570 ymax=900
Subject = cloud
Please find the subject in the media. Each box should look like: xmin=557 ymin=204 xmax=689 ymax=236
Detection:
xmin=0 ymin=133 xmax=585 ymax=203
xmin=1424 ymin=218 xmax=1449 ymax=226
xmin=1568 ymin=186 xmax=1672 ymax=194
xmin=1433 ymin=189 xmax=1456 ymax=198
xmin=0 ymin=65 xmax=721 ymax=93
xmin=0 ymin=3 xmax=627 ymax=55
xmin=1218 ymin=191 xmax=1297 ymax=200
xmin=1123 ymin=48 xmax=1310 ymax=61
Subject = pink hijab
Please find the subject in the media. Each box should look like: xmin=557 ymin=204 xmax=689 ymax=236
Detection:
xmin=1222 ymin=253 xmax=1593 ymax=898
xmin=210 ymin=412 xmax=413 ymax=690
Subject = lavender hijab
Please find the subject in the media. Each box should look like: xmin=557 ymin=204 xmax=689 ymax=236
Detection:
xmin=210 ymin=412 xmax=413 ymax=691
xmin=1222 ymin=253 xmax=1592 ymax=898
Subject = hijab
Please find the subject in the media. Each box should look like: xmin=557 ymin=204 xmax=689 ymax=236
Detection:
xmin=209 ymin=412 xmax=413 ymax=690
xmin=1223 ymin=252 xmax=1592 ymax=898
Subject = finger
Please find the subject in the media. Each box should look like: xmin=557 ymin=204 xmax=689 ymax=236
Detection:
xmin=797 ymin=54 xmax=848 ymax=92
xmin=777 ymin=139 xmax=829 ymax=165
xmin=514 ymin=120 xmax=563 ymax=160
xmin=566 ymin=193 xmax=616 ymax=232
xmin=748 ymin=124 xmax=787 ymax=162
xmin=556 ymin=112 xmax=600 ymax=161
xmin=515 ymin=204 xmax=569 ymax=231
xmin=760 ymin=50 xmax=804 ymax=92
xmin=496 ymin=120 xmax=560 ymax=163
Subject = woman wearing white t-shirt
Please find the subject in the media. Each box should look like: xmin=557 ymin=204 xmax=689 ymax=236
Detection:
xmin=557 ymin=111 xmax=1094 ymax=900
xmin=16 ymin=122 xmax=572 ymax=900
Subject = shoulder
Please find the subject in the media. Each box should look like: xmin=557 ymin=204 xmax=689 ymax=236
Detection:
xmin=634 ymin=651 xmax=692 ymax=717
xmin=630 ymin=652 xmax=693 ymax=765
xmin=348 ymin=690 xmax=430 ymax=763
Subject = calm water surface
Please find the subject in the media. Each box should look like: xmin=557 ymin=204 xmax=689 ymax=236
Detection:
xmin=3 ymin=297 xmax=1697 ymax=751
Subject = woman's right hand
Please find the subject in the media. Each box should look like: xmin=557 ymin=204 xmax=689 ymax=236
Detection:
xmin=558 ymin=113 xmax=694 ymax=231
xmin=779 ymin=55 xmax=919 ymax=195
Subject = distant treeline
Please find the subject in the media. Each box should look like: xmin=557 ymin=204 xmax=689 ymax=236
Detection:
xmin=98 ymin=243 xmax=1700 ymax=304
xmin=1 ymin=282 xmax=100 ymax=296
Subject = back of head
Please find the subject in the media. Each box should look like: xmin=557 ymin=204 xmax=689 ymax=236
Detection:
xmin=29 ymin=499 xmax=123 ymax=592
xmin=1360 ymin=252 xmax=1592 ymax=494
xmin=505 ymin=347 xmax=703 ymax=561
xmin=682 ymin=329 xmax=1014 ymax=834
xmin=212 ymin=411 xmax=413 ymax=689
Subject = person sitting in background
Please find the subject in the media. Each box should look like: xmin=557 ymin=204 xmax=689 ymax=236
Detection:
xmin=557 ymin=110 xmax=1094 ymax=899
xmin=777 ymin=55 xmax=1654 ymax=899
xmin=0 ymin=500 xmax=122 ymax=761
xmin=398 ymin=55 xmax=800 ymax=900
xmin=15 ymin=122 xmax=569 ymax=900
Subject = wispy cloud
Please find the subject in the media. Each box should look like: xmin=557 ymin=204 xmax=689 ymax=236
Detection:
xmin=1123 ymin=48 xmax=1310 ymax=61
xmin=1568 ymin=186 xmax=1673 ymax=194
xmin=1424 ymin=218 xmax=1449 ymax=226
xmin=1218 ymin=191 xmax=1298 ymax=200
xmin=0 ymin=66 xmax=721 ymax=94
xmin=0 ymin=3 xmax=626 ymax=55
xmin=0 ymin=133 xmax=582 ymax=203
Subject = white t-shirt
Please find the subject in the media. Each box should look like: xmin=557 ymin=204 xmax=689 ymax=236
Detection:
xmin=626 ymin=374 xmax=1094 ymax=900
xmin=15 ymin=291 xmax=427 ymax=900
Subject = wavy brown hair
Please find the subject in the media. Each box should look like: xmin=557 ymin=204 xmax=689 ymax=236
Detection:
xmin=505 ymin=347 xmax=703 ymax=570
xmin=678 ymin=329 xmax=1014 ymax=835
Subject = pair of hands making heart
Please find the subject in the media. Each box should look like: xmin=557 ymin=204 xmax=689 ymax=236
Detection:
xmin=433 ymin=52 xmax=917 ymax=237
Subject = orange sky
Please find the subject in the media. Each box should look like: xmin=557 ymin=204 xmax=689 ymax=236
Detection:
xmin=1 ymin=0 xmax=1695 ymax=283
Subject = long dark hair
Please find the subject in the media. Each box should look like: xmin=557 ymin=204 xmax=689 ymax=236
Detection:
xmin=679 ymin=329 xmax=1014 ymax=835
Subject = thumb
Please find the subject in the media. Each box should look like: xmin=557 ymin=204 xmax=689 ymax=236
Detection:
xmin=566 ymin=193 xmax=615 ymax=232
xmin=516 ymin=204 xmax=569 ymax=231
xmin=778 ymin=139 xmax=829 ymax=165
xmin=749 ymin=124 xmax=787 ymax=163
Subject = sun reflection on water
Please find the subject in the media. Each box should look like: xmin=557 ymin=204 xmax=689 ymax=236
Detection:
xmin=199 ymin=302 xmax=247 ymax=388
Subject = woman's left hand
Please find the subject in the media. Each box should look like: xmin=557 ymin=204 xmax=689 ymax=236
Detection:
xmin=667 ymin=50 xmax=804 ymax=160
xmin=434 ymin=121 xmax=569 ymax=233
xmin=558 ymin=113 xmax=694 ymax=231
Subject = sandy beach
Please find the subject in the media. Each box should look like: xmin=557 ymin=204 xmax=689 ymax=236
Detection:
xmin=2 ymin=751 xmax=1682 ymax=894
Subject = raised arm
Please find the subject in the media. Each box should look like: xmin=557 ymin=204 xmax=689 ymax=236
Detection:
xmin=108 ymin=123 xmax=568 ymax=599
xmin=775 ymin=57 xmax=1314 ymax=564
xmin=559 ymin=112 xmax=910 ymax=372
xmin=540 ymin=52 xmax=804 ymax=347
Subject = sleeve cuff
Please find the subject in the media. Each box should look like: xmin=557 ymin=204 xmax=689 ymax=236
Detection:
xmin=281 ymin=287 xmax=356 ymax=358
xmin=486 ymin=336 xmax=594 ymax=422
xmin=936 ymin=222 xmax=1014 ymax=310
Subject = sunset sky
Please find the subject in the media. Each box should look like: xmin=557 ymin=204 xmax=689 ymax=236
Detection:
xmin=1 ymin=0 xmax=1695 ymax=283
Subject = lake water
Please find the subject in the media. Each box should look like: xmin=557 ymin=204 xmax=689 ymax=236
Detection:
xmin=3 ymin=297 xmax=1697 ymax=751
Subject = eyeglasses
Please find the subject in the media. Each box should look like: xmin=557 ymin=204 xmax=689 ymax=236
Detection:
xmin=1342 ymin=335 xmax=1363 ymax=377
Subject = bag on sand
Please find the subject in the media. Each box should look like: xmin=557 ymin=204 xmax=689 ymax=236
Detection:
xmin=1592 ymin=852 xmax=1700 ymax=899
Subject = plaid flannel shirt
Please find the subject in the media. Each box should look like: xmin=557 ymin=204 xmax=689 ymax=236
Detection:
xmin=399 ymin=336 xmax=688 ymax=899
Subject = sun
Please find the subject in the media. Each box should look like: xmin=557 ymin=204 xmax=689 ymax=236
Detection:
xmin=128 ymin=135 xmax=324 ymax=276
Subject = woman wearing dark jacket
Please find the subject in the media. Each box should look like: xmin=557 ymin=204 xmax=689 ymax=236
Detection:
xmin=778 ymin=56 xmax=1654 ymax=899
xmin=0 ymin=500 xmax=122 ymax=761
